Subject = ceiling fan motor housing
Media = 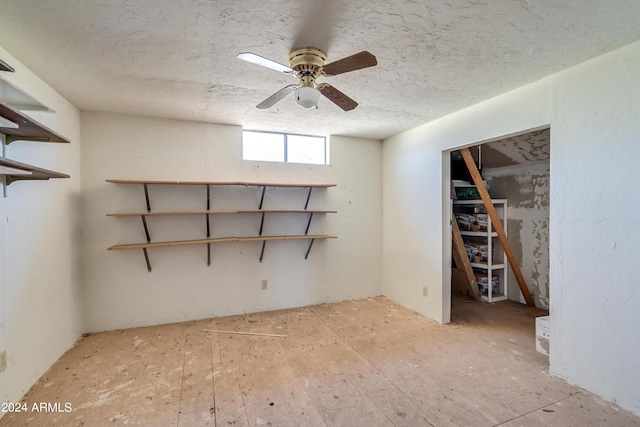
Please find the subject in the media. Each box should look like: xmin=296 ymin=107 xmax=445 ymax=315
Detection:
xmin=289 ymin=47 xmax=327 ymax=82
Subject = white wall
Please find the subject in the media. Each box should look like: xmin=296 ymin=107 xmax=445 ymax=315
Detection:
xmin=81 ymin=112 xmax=382 ymax=331
xmin=0 ymin=48 xmax=83 ymax=409
xmin=484 ymin=161 xmax=550 ymax=308
xmin=383 ymin=41 xmax=640 ymax=415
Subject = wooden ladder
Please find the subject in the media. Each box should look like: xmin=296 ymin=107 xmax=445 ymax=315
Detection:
xmin=459 ymin=148 xmax=535 ymax=307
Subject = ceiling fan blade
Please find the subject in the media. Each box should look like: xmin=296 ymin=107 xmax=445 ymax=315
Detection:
xmin=318 ymin=84 xmax=358 ymax=111
xmin=256 ymin=85 xmax=297 ymax=109
xmin=237 ymin=52 xmax=293 ymax=74
xmin=322 ymin=51 xmax=377 ymax=76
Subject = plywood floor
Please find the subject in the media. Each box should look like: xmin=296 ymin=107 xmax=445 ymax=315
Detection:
xmin=2 ymin=296 xmax=639 ymax=426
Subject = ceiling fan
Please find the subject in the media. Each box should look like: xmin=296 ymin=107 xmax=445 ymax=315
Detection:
xmin=237 ymin=47 xmax=377 ymax=111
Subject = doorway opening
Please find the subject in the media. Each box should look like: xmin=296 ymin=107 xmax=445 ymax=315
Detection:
xmin=445 ymin=128 xmax=551 ymax=322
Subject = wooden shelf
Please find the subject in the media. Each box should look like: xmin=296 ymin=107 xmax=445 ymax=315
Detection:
xmin=107 ymin=179 xmax=337 ymax=270
xmin=109 ymin=235 xmax=337 ymax=251
xmin=107 ymin=209 xmax=337 ymax=217
xmin=0 ymin=101 xmax=69 ymax=143
xmin=105 ymin=179 xmax=336 ymax=188
xmin=0 ymin=156 xmax=69 ymax=184
xmin=470 ymin=261 xmax=506 ymax=270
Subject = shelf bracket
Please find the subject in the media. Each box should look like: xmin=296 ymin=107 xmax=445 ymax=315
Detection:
xmin=259 ymin=241 xmax=267 ymax=262
xmin=206 ymin=215 xmax=211 ymax=267
xmin=258 ymin=185 xmax=267 ymax=238
xmin=259 ymin=212 xmax=266 ymax=235
xmin=4 ymin=176 xmax=49 ymax=185
xmin=305 ymin=212 xmax=314 ymax=235
xmin=143 ymin=183 xmax=151 ymax=212
xmin=304 ymin=187 xmax=313 ymax=209
xmin=140 ymin=214 xmax=153 ymax=272
xmin=305 ymin=238 xmax=316 ymax=259
xmin=141 ymin=215 xmax=151 ymax=242
xmin=142 ymin=248 xmax=152 ymax=273
xmin=258 ymin=185 xmax=267 ymax=209
xmin=4 ymin=135 xmax=50 ymax=145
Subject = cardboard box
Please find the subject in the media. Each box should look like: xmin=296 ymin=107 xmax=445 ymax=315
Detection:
xmin=474 ymin=213 xmax=488 ymax=231
xmin=454 ymin=213 xmax=475 ymax=231
xmin=536 ymin=316 xmax=550 ymax=356
xmin=465 ymin=241 xmax=492 ymax=262
xmin=475 ymin=274 xmax=499 ymax=296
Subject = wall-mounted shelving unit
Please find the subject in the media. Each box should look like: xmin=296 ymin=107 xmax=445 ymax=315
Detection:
xmin=0 ymin=72 xmax=70 ymax=196
xmin=106 ymin=179 xmax=337 ymax=271
xmin=453 ymin=198 xmax=508 ymax=303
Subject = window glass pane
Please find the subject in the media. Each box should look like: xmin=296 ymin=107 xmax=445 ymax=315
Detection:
xmin=242 ymin=131 xmax=285 ymax=162
xmin=287 ymin=134 xmax=326 ymax=165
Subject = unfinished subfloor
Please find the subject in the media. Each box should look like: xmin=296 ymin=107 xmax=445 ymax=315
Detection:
xmin=2 ymin=296 xmax=639 ymax=426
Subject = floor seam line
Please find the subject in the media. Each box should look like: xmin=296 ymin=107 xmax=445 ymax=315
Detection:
xmin=492 ymin=393 xmax=577 ymax=426
xmin=209 ymin=327 xmax=217 ymax=427
xmin=176 ymin=331 xmax=189 ymax=427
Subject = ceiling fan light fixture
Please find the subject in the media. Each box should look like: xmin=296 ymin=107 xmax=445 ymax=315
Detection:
xmin=295 ymin=85 xmax=321 ymax=109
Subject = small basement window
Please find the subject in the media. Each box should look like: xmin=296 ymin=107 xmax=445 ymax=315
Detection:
xmin=243 ymin=130 xmax=329 ymax=165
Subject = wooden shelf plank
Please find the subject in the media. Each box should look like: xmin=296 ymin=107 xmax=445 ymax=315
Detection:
xmin=0 ymin=156 xmax=69 ymax=180
xmin=107 ymin=209 xmax=338 ymax=217
xmin=237 ymin=209 xmax=337 ymax=214
xmin=109 ymin=237 xmax=238 ymax=250
xmin=0 ymin=164 xmax=31 ymax=175
xmin=237 ymin=235 xmax=336 ymax=242
xmin=107 ymin=210 xmax=238 ymax=217
xmin=105 ymin=179 xmax=336 ymax=188
xmin=0 ymin=101 xmax=68 ymax=143
xmin=108 ymin=235 xmax=337 ymax=250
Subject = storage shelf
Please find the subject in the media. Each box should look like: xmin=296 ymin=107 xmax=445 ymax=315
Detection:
xmin=109 ymin=235 xmax=337 ymax=251
xmin=0 ymin=156 xmax=70 ymax=184
xmin=0 ymin=101 xmax=68 ymax=143
xmin=107 ymin=209 xmax=337 ymax=217
xmin=105 ymin=179 xmax=336 ymax=188
xmin=470 ymin=261 xmax=506 ymax=270
xmin=107 ymin=179 xmax=337 ymax=270
xmin=453 ymin=198 xmax=507 ymax=205
xmin=453 ymin=197 xmax=508 ymax=303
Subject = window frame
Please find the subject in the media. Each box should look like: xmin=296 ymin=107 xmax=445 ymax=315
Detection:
xmin=242 ymin=130 xmax=329 ymax=165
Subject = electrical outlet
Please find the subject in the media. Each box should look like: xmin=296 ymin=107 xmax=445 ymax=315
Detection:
xmin=423 ymin=287 xmax=428 ymax=297
xmin=0 ymin=351 xmax=6 ymax=373
xmin=261 ymin=280 xmax=268 ymax=290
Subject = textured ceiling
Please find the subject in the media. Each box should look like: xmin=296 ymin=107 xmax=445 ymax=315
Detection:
xmin=1 ymin=1 xmax=640 ymax=140
xmin=482 ymin=129 xmax=550 ymax=168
